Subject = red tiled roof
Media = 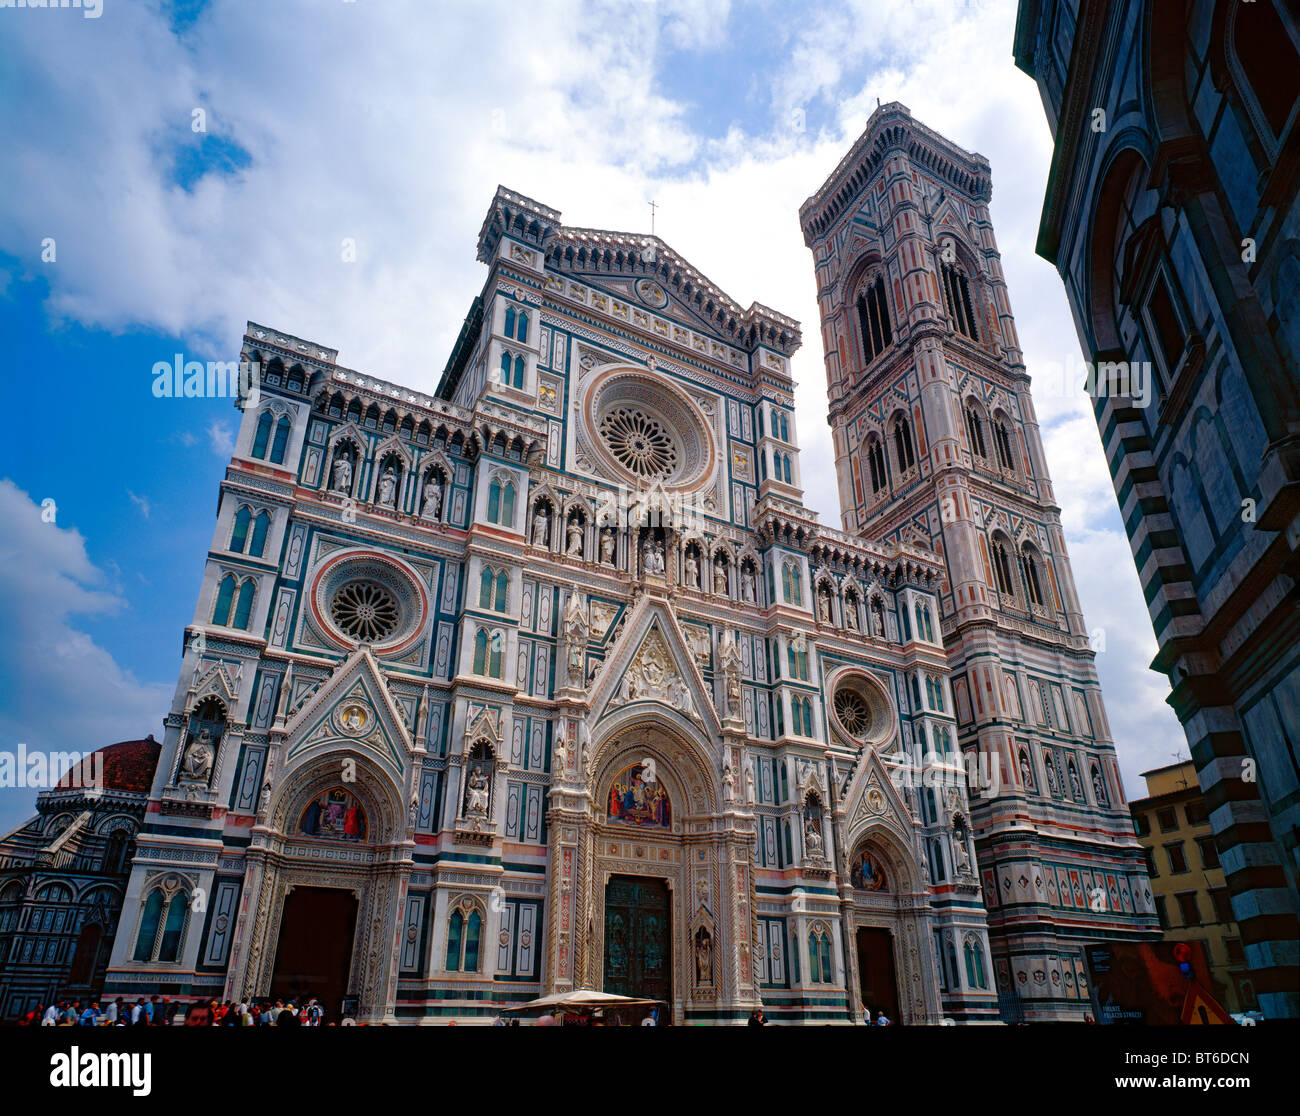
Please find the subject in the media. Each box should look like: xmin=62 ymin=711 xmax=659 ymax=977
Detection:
xmin=56 ymin=736 xmax=162 ymax=793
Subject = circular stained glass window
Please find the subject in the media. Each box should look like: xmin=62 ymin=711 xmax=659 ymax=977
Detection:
xmin=598 ymin=406 xmax=680 ymax=480
xmin=330 ymin=580 xmax=400 ymax=643
xmin=834 ymin=688 xmax=873 ymax=739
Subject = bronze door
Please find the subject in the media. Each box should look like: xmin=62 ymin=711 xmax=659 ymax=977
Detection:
xmin=604 ymin=875 xmax=671 ymax=1006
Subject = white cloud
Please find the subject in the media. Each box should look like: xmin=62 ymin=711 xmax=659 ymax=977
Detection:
xmin=0 ymin=0 xmax=1186 ymax=797
xmin=206 ymin=419 xmax=235 ymax=457
xmin=0 ymin=480 xmax=170 ymax=834
xmin=126 ymin=489 xmax=151 ymax=518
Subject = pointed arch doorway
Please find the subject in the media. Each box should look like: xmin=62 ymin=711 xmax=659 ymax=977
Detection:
xmin=603 ymin=875 xmax=672 ymax=1005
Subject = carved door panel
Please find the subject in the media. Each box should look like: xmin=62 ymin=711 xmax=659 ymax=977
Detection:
xmin=603 ymin=875 xmax=671 ymax=1006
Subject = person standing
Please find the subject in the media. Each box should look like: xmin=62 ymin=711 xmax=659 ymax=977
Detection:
xmin=747 ymin=1008 xmax=767 ymax=1026
xmin=41 ymin=1002 xmax=60 ymax=1026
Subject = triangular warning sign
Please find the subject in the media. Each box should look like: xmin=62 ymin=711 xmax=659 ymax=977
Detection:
xmin=1180 ymin=982 xmax=1233 ymax=1025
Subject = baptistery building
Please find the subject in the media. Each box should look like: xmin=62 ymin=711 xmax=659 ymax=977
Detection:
xmin=102 ymin=107 xmax=1158 ymax=1023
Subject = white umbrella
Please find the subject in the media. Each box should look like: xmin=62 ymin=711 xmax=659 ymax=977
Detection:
xmin=503 ymin=989 xmax=664 ymax=1012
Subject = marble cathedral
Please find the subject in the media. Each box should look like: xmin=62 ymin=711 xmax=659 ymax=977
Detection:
xmin=102 ymin=105 xmax=1158 ymax=1024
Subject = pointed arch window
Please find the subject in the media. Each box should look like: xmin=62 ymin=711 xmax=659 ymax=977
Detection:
xmin=251 ymin=411 xmax=273 ymax=459
xmin=856 ymin=274 xmax=893 ymax=365
xmin=941 ymin=261 xmax=980 ymax=341
xmin=232 ymin=579 xmax=255 ymax=630
xmin=230 ymin=506 xmax=252 ymax=553
xmin=1020 ymin=544 xmax=1045 ymax=607
xmin=249 ymin=512 xmax=271 ymax=559
xmin=893 ymin=414 xmax=917 ymax=473
xmin=446 ymin=906 xmax=482 ymax=972
xmin=993 ymin=417 xmax=1017 ymax=471
xmin=781 ymin=560 xmax=803 ymax=607
xmin=963 ymin=939 xmax=988 ymax=990
xmin=270 ymin=415 xmax=292 ymax=465
xmin=212 ymin=574 xmax=237 ymax=626
xmin=965 ymin=405 xmax=988 ymax=458
xmin=486 ymin=476 xmax=516 ymax=527
xmin=867 ymin=437 xmax=887 ymax=493
xmin=992 ymin=539 xmax=1016 ymax=597
xmin=807 ymin=928 xmax=833 ymax=984
xmin=132 ymin=889 xmax=164 ymax=962
xmin=478 ymin=567 xmax=509 ymax=612
xmin=472 ymin=627 xmax=504 ymax=678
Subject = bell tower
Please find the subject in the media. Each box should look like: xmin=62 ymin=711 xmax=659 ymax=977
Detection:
xmin=800 ymin=104 xmax=1159 ymax=1021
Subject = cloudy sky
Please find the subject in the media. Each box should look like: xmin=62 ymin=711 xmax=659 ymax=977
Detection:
xmin=0 ymin=0 xmax=1189 ymax=833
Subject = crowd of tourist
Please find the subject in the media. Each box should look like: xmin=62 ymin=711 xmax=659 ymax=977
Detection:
xmin=15 ymin=996 xmax=341 ymax=1026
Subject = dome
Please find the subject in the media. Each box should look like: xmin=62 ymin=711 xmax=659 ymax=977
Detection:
xmin=56 ymin=736 xmax=161 ymax=793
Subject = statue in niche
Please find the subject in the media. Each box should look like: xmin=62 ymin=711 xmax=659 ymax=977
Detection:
xmin=685 ymin=552 xmax=700 ymax=588
xmin=561 ymin=592 xmax=588 ymax=686
xmin=952 ymin=817 xmax=973 ymax=875
xmin=179 ymin=729 xmax=214 ymax=783
xmin=553 ymin=735 xmax=569 ymax=776
xmin=845 ymin=598 xmax=859 ymax=630
xmin=1020 ymin=750 xmax=1036 ymax=791
xmin=330 ymin=453 xmax=353 ymax=494
xmin=722 ymin=765 xmax=736 ymax=804
xmin=818 ymin=590 xmax=832 ymax=622
xmin=566 ymin=517 xmax=584 ymax=558
xmin=745 ymin=764 xmax=756 ymax=804
xmin=599 ymin=528 xmax=616 ymax=566
xmin=1068 ymin=761 xmax=1084 ymax=800
xmin=1091 ymin=766 xmax=1106 ymax=805
xmin=713 ymin=559 xmax=728 ymax=595
xmin=378 ymin=466 xmax=397 ymax=506
xmin=804 ymin=814 xmax=824 ymax=857
xmin=719 ymin=630 xmax=742 ymax=715
xmin=465 ymin=767 xmax=490 ymax=816
xmin=870 ymin=599 xmax=885 ymax=637
xmin=532 ymin=507 xmax=550 ymax=547
xmin=642 ymin=533 xmax=665 ymax=576
xmin=695 ymin=928 xmax=714 ymax=986
xmin=741 ymin=567 xmax=756 ymax=604
xmin=408 ymin=795 xmax=419 ymax=828
xmin=1044 ymin=753 xmax=1059 ymax=795
xmin=421 ymin=475 xmax=443 ymax=519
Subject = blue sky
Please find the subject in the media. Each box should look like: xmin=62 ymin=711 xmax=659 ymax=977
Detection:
xmin=0 ymin=0 xmax=1190 ymax=833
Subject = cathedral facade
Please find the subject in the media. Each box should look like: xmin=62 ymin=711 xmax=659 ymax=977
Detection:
xmin=101 ymin=112 xmax=1154 ymax=1024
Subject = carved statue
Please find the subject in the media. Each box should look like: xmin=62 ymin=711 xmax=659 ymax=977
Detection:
xmin=744 ymin=764 xmax=756 ymax=805
xmin=695 ymin=932 xmax=713 ymax=986
xmin=722 ymin=765 xmax=736 ymax=804
xmin=1091 ymin=767 xmax=1105 ymax=803
xmin=870 ymin=601 xmax=885 ymax=637
xmin=408 ymin=795 xmax=419 ymax=828
xmin=804 ymin=815 xmax=824 ymax=857
xmin=553 ymin=735 xmax=569 ymax=776
xmin=713 ymin=560 xmax=728 ymax=595
xmin=1020 ymin=751 xmax=1035 ymax=790
xmin=421 ymin=476 xmax=443 ymax=519
xmin=599 ymin=528 xmax=615 ymax=566
xmin=532 ymin=508 xmax=549 ymax=547
xmin=845 ymin=601 xmax=859 ymax=630
xmin=258 ymin=780 xmax=272 ymax=813
xmin=330 ymin=453 xmax=353 ymax=494
xmin=378 ymin=466 xmax=397 ymax=506
xmin=818 ymin=591 xmax=832 ymax=622
xmin=466 ymin=768 xmax=490 ymax=816
xmin=685 ymin=553 xmax=699 ymax=588
xmin=1069 ymin=763 xmax=1084 ymax=800
xmin=642 ymin=535 xmax=665 ymax=576
xmin=566 ymin=518 xmax=583 ymax=558
xmin=741 ymin=568 xmax=756 ymax=604
xmin=719 ymin=629 xmax=743 ymax=715
xmin=179 ymin=729 xmax=214 ymax=783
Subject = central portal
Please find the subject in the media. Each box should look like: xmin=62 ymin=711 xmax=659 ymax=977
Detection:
xmin=603 ymin=875 xmax=671 ymax=1006
xmin=270 ymin=886 xmax=358 ymax=1017
xmin=857 ymin=927 xmax=901 ymax=1021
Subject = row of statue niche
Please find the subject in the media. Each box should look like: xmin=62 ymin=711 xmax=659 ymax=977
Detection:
xmin=683 ymin=550 xmax=758 ymax=603
xmin=815 ymin=586 xmax=887 ymax=637
xmin=531 ymin=507 xmax=618 ymax=565
xmin=328 ymin=452 xmax=446 ymax=521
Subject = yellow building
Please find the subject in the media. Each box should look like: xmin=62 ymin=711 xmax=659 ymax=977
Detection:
xmin=1130 ymin=762 xmax=1254 ymax=1014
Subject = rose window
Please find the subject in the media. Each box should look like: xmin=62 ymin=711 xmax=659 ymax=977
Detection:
xmin=598 ymin=407 xmax=679 ymax=480
xmin=329 ymin=580 xmax=401 ymax=642
xmin=834 ymin=689 xmax=872 ymax=740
